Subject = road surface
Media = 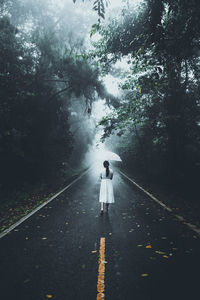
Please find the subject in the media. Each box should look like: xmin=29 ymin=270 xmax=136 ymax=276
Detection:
xmin=1 ymin=166 xmax=200 ymax=300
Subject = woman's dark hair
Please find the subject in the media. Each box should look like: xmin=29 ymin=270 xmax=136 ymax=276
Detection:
xmin=103 ymin=160 xmax=109 ymax=177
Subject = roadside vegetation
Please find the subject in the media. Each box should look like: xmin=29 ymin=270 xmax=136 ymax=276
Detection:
xmin=92 ymin=0 xmax=200 ymax=202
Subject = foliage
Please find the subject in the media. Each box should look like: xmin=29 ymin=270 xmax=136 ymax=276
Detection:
xmin=0 ymin=1 xmax=104 ymax=190
xmin=0 ymin=17 xmax=72 ymax=186
xmin=95 ymin=0 xmax=200 ymax=190
xmin=73 ymin=0 xmax=109 ymax=20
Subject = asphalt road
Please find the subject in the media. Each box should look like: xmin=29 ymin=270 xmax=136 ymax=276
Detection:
xmin=1 ymin=165 xmax=200 ymax=300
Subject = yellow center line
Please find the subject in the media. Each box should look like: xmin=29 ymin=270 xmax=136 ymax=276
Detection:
xmin=97 ymin=237 xmax=106 ymax=300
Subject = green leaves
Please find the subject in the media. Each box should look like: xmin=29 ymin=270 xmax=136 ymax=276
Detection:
xmin=73 ymin=0 xmax=108 ymax=19
xmin=93 ymin=0 xmax=105 ymax=19
xmin=90 ymin=23 xmax=100 ymax=38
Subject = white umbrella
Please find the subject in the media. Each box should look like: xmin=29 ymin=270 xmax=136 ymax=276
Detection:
xmin=97 ymin=150 xmax=122 ymax=162
xmin=105 ymin=151 xmax=122 ymax=161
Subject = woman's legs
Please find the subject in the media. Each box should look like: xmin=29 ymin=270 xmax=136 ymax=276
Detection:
xmin=100 ymin=203 xmax=110 ymax=214
xmin=100 ymin=202 xmax=104 ymax=213
xmin=106 ymin=203 xmax=109 ymax=212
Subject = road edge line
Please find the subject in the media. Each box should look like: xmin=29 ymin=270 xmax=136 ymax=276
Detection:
xmin=119 ymin=170 xmax=172 ymax=212
xmin=0 ymin=168 xmax=90 ymax=239
xmin=119 ymin=170 xmax=200 ymax=236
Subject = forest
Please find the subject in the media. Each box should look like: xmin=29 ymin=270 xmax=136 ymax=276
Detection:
xmin=0 ymin=0 xmax=200 ymax=228
xmin=94 ymin=0 xmax=200 ymax=198
xmin=0 ymin=0 xmax=106 ymax=188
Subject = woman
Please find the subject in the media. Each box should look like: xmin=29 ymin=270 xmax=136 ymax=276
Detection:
xmin=99 ymin=160 xmax=114 ymax=214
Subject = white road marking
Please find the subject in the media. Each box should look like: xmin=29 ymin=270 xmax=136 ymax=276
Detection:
xmin=0 ymin=168 xmax=91 ymax=239
xmin=175 ymin=215 xmax=200 ymax=235
xmin=119 ymin=170 xmax=200 ymax=236
xmin=119 ymin=170 xmax=172 ymax=212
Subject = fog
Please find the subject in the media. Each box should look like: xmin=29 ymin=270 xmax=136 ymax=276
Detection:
xmin=0 ymin=0 xmax=140 ymax=185
xmin=1 ymin=0 xmax=199 ymax=201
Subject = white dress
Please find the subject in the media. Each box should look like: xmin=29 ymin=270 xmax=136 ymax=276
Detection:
xmin=99 ymin=168 xmax=114 ymax=203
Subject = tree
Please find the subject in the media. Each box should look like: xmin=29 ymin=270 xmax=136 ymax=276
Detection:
xmin=0 ymin=0 xmax=107 ymax=190
xmin=93 ymin=0 xmax=200 ymax=190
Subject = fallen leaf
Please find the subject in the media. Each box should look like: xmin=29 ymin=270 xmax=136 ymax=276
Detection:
xmin=141 ymin=273 xmax=149 ymax=277
xmin=81 ymin=264 xmax=86 ymax=269
xmin=24 ymin=278 xmax=30 ymax=284
xmin=102 ymin=260 xmax=108 ymax=264
xmin=46 ymin=295 xmax=53 ymax=299
xmin=163 ymin=255 xmax=169 ymax=259
xmin=146 ymin=245 xmax=152 ymax=249
xmin=155 ymin=250 xmax=165 ymax=255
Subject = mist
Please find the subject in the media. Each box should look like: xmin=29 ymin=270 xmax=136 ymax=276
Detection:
xmin=0 ymin=0 xmax=123 ymax=186
xmin=1 ymin=1 xmax=200 ymax=299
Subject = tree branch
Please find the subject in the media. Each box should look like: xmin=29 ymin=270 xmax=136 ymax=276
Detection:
xmin=50 ymin=86 xmax=71 ymax=100
xmin=44 ymin=79 xmax=68 ymax=83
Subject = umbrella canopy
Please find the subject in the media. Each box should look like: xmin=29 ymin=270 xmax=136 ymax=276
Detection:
xmin=104 ymin=151 xmax=122 ymax=161
xmin=96 ymin=150 xmax=122 ymax=162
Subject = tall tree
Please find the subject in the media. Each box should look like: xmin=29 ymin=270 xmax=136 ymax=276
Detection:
xmin=93 ymin=0 xmax=200 ymax=189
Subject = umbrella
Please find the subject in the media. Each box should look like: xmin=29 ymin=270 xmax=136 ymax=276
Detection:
xmin=97 ymin=150 xmax=122 ymax=162
xmin=104 ymin=151 xmax=122 ymax=161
